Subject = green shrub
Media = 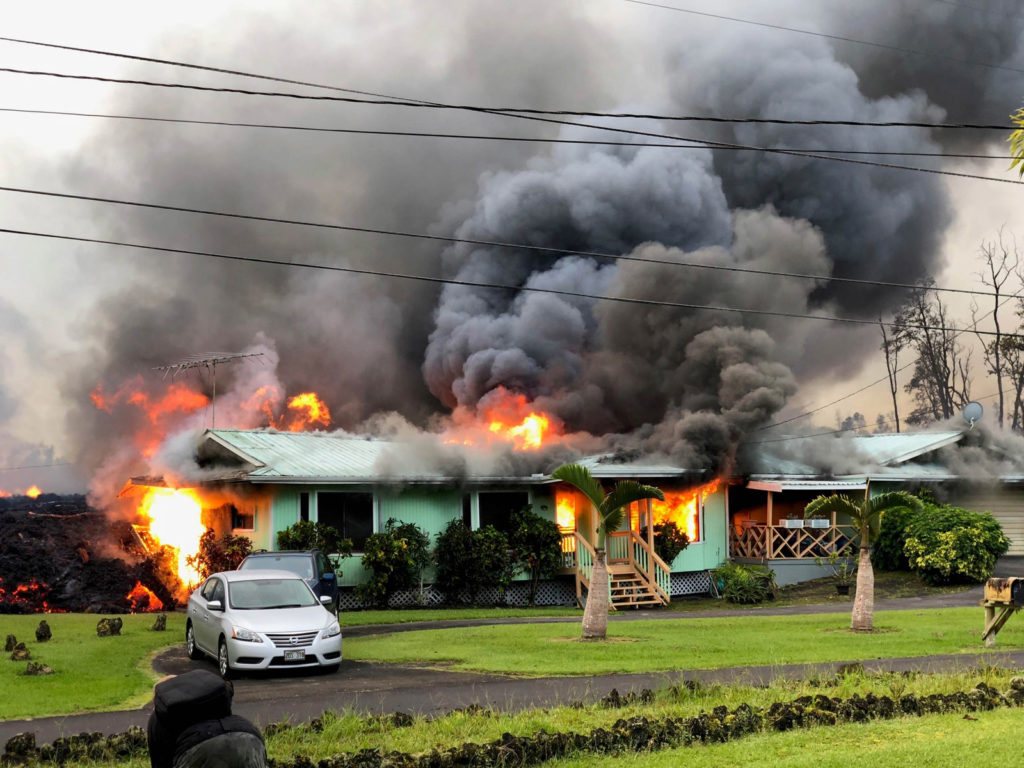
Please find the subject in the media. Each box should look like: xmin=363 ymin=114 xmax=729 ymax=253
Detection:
xmin=639 ymin=521 xmax=691 ymax=565
xmin=903 ymin=506 xmax=1010 ymax=585
xmin=872 ymin=503 xmax=922 ymax=571
xmin=712 ymin=561 xmax=778 ymax=604
xmin=435 ymin=520 xmax=514 ymax=605
xmin=507 ymin=506 xmax=564 ymax=606
xmin=276 ymin=521 xmax=353 ymax=564
xmin=186 ymin=530 xmax=254 ymax=580
xmin=358 ymin=519 xmax=432 ymax=608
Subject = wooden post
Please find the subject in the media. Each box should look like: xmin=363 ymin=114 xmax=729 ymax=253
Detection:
xmin=985 ymin=605 xmax=996 ymax=648
xmin=646 ymin=498 xmax=654 ymax=552
xmin=766 ymin=491 xmax=773 ymax=559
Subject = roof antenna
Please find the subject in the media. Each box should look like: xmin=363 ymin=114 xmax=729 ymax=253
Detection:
xmin=154 ymin=352 xmax=264 ymax=429
xmin=961 ymin=401 xmax=983 ymax=431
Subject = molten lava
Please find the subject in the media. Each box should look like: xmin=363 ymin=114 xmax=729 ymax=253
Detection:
xmin=126 ymin=581 xmax=165 ymax=613
xmin=0 ymin=578 xmax=66 ymax=613
xmin=139 ymin=487 xmax=206 ymax=588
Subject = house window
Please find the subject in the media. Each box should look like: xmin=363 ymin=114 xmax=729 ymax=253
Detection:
xmin=299 ymin=492 xmax=309 ymax=523
xmin=462 ymin=493 xmax=472 ymax=528
xmin=230 ymin=505 xmax=255 ymax=530
xmin=477 ymin=491 xmax=529 ymax=534
xmin=316 ymin=492 xmax=374 ymax=550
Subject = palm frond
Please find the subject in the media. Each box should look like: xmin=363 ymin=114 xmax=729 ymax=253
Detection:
xmin=601 ymin=481 xmax=665 ymax=519
xmin=865 ymin=491 xmax=924 ymax=538
xmin=550 ymin=464 xmax=606 ymax=511
xmin=804 ymin=494 xmax=862 ymax=523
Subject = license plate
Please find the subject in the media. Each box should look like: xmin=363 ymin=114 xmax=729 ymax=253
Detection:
xmin=284 ymin=649 xmax=305 ymax=661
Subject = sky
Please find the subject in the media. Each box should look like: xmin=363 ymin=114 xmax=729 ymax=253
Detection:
xmin=1 ymin=0 xmax=1022 ymax=495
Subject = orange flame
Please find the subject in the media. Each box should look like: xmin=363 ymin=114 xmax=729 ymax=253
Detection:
xmin=139 ymin=487 xmax=206 ymax=588
xmin=556 ymin=494 xmax=576 ymax=529
xmin=91 ymin=376 xmax=209 ymax=456
xmin=25 ymin=485 xmax=42 ymax=499
xmin=650 ymin=480 xmax=721 ymax=543
xmin=282 ymin=392 xmax=332 ymax=431
xmin=126 ymin=581 xmax=165 ymax=613
xmin=477 ymin=389 xmax=561 ymax=451
xmin=0 ymin=488 xmax=10 ymax=498
xmin=0 ymin=578 xmax=67 ymax=613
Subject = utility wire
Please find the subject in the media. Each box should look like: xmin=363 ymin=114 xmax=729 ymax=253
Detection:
xmin=2 ymin=68 xmax=1021 ymax=185
xmin=2 ymin=225 xmax=1020 ymax=339
xmin=0 ymin=107 xmax=1015 ymax=160
xmin=0 ymin=37 xmax=1013 ymax=130
xmin=623 ymin=0 xmax=1024 ymax=76
xmin=0 ymin=185 xmax=1014 ymax=302
xmin=0 ymin=461 xmax=72 ymax=472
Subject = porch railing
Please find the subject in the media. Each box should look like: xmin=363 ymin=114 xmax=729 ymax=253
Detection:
xmin=560 ymin=531 xmax=670 ymax=606
xmin=729 ymin=524 xmax=859 ymax=560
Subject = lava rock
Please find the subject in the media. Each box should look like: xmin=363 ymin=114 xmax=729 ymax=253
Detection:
xmin=35 ymin=620 xmax=51 ymax=642
xmin=96 ymin=617 xmax=122 ymax=637
xmin=10 ymin=642 xmax=30 ymax=661
xmin=151 ymin=613 xmax=166 ymax=632
xmin=3 ymin=635 xmax=16 ymax=652
xmin=24 ymin=661 xmax=54 ymax=676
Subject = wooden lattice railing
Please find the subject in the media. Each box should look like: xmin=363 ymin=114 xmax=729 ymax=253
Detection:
xmin=729 ymin=524 xmax=859 ymax=560
xmin=562 ymin=530 xmax=670 ymax=607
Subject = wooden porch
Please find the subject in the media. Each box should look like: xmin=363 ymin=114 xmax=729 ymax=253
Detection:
xmin=729 ymin=522 xmax=858 ymax=560
xmin=559 ymin=525 xmax=672 ymax=609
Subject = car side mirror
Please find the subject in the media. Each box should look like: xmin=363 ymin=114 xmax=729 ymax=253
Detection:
xmin=207 ymin=600 xmax=224 ymax=612
xmin=321 ymin=572 xmax=336 ymax=581
xmin=319 ymin=595 xmax=333 ymax=606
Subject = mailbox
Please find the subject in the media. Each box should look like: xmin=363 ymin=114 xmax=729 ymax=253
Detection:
xmin=984 ymin=577 xmax=1024 ymax=606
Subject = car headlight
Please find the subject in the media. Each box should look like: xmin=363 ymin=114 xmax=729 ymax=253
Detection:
xmin=322 ymin=621 xmax=341 ymax=639
xmin=231 ymin=626 xmax=264 ymax=643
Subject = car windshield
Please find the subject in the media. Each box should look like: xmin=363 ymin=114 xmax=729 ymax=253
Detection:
xmin=239 ymin=554 xmax=316 ymax=580
xmin=229 ymin=578 xmax=318 ymax=610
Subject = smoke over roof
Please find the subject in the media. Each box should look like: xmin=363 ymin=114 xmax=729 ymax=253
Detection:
xmin=12 ymin=1 xmax=1020 ymax=495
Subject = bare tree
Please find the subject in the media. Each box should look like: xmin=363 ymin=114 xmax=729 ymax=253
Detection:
xmin=970 ymin=231 xmax=1020 ymax=429
xmin=1000 ymin=322 xmax=1024 ymax=431
xmin=878 ymin=320 xmax=906 ymax=432
xmin=894 ymin=281 xmax=973 ymax=425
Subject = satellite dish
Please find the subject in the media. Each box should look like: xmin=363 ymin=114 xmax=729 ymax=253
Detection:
xmin=962 ymin=401 xmax=983 ymax=429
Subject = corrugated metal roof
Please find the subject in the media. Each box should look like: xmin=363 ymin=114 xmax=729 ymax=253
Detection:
xmin=202 ymin=429 xmax=552 ymax=484
xmin=845 ymin=431 xmax=963 ymax=465
xmin=576 ymin=453 xmax=697 ymax=478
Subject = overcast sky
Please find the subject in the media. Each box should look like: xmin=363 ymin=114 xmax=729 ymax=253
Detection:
xmin=1 ymin=1 xmax=1022 ymax=494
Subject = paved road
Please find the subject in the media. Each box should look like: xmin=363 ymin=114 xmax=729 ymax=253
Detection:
xmin=3 ymin=578 xmax=1022 ymax=747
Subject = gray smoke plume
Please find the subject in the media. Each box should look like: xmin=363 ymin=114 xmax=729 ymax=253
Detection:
xmin=16 ymin=2 xmax=1020 ymax=491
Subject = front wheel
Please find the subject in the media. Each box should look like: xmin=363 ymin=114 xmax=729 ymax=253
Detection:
xmin=186 ymin=623 xmax=202 ymax=660
xmin=217 ymin=638 xmax=232 ymax=680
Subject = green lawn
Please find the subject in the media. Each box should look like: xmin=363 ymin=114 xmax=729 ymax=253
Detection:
xmin=544 ymin=707 xmax=1019 ymax=768
xmin=0 ymin=613 xmax=184 ymax=720
xmin=345 ymin=607 xmax=1023 ymax=676
xmin=337 ymin=605 xmax=579 ymax=627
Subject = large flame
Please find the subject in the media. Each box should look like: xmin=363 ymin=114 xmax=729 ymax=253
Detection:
xmin=651 ymin=480 xmax=721 ymax=542
xmin=25 ymin=485 xmax=42 ymax=499
xmin=556 ymin=494 xmax=576 ymax=529
xmin=91 ymin=377 xmax=210 ymax=457
xmin=446 ymin=388 xmax=562 ymax=451
xmin=278 ymin=392 xmax=332 ymax=431
xmin=139 ymin=487 xmax=206 ymax=588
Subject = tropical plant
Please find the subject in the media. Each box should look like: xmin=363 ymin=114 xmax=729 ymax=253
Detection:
xmin=551 ymin=463 xmax=664 ymax=640
xmin=804 ymin=486 xmax=923 ymax=632
xmin=434 ymin=519 xmax=513 ymax=605
xmin=507 ymin=506 xmax=564 ymax=606
xmin=639 ymin=521 xmax=690 ymax=565
xmin=903 ymin=506 xmax=1009 ymax=585
xmin=186 ymin=531 xmax=254 ymax=581
xmin=711 ymin=561 xmax=777 ymax=604
xmin=871 ymin=503 xmax=923 ymax=572
xmin=276 ymin=521 xmax=353 ymax=567
xmin=814 ymin=550 xmax=856 ymax=588
xmin=358 ymin=519 xmax=432 ymax=608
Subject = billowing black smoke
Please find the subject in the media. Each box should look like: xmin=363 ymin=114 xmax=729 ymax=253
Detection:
xmin=32 ymin=1 xmax=1023 ymax=487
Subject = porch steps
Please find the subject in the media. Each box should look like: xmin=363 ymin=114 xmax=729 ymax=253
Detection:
xmin=608 ymin=564 xmax=665 ymax=608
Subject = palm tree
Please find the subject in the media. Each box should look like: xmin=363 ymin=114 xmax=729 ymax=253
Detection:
xmin=804 ymin=483 xmax=923 ymax=632
xmin=551 ymin=463 xmax=665 ymax=640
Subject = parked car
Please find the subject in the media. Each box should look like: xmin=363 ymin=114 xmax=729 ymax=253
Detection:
xmin=237 ymin=550 xmax=339 ymax=609
xmin=185 ymin=569 xmax=342 ymax=678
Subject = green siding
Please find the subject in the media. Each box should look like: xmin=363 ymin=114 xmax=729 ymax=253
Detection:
xmin=669 ymin=488 xmax=727 ymax=572
xmin=251 ymin=503 xmax=272 ymax=550
xmin=271 ymin=491 xmax=300 ymax=541
xmin=377 ymin=488 xmax=462 ymax=536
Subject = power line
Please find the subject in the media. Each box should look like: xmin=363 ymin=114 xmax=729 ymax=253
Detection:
xmin=0 ymin=37 xmax=1013 ymax=130
xmin=0 ymin=107 xmax=1015 ymax=160
xmin=2 ymin=225 xmax=1020 ymax=339
xmin=3 ymin=69 xmax=1022 ymax=185
xmin=0 ymin=185 xmax=1013 ymax=302
xmin=0 ymin=461 xmax=72 ymax=472
xmin=623 ymin=0 xmax=1024 ymax=76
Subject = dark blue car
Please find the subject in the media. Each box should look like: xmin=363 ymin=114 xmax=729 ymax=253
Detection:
xmin=237 ymin=550 xmax=339 ymax=609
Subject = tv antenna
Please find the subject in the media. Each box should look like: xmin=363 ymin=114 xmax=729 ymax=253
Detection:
xmin=962 ymin=401 xmax=984 ymax=430
xmin=154 ymin=352 xmax=264 ymax=429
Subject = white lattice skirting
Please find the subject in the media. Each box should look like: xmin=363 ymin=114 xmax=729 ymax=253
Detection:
xmin=338 ymin=571 xmax=712 ymax=611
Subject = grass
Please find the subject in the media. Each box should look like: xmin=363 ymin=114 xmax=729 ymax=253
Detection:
xmin=26 ymin=668 xmax=1024 ymax=767
xmin=0 ymin=613 xmax=185 ymax=720
xmin=337 ymin=605 xmax=579 ymax=627
xmin=345 ymin=607 xmax=1023 ymax=676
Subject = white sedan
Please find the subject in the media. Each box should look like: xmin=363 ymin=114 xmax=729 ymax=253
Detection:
xmin=186 ymin=569 xmax=342 ymax=678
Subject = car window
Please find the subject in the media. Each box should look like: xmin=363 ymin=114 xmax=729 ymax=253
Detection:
xmin=317 ymin=553 xmax=331 ymax=575
xmin=200 ymin=578 xmax=217 ymax=600
xmin=241 ymin=554 xmax=315 ymax=580
xmin=210 ymin=579 xmax=225 ymax=604
xmin=229 ymin=578 xmax=318 ymax=610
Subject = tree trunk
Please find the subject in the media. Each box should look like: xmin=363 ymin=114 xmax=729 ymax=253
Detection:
xmin=582 ymin=550 xmax=610 ymax=640
xmin=850 ymin=543 xmax=875 ymax=632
